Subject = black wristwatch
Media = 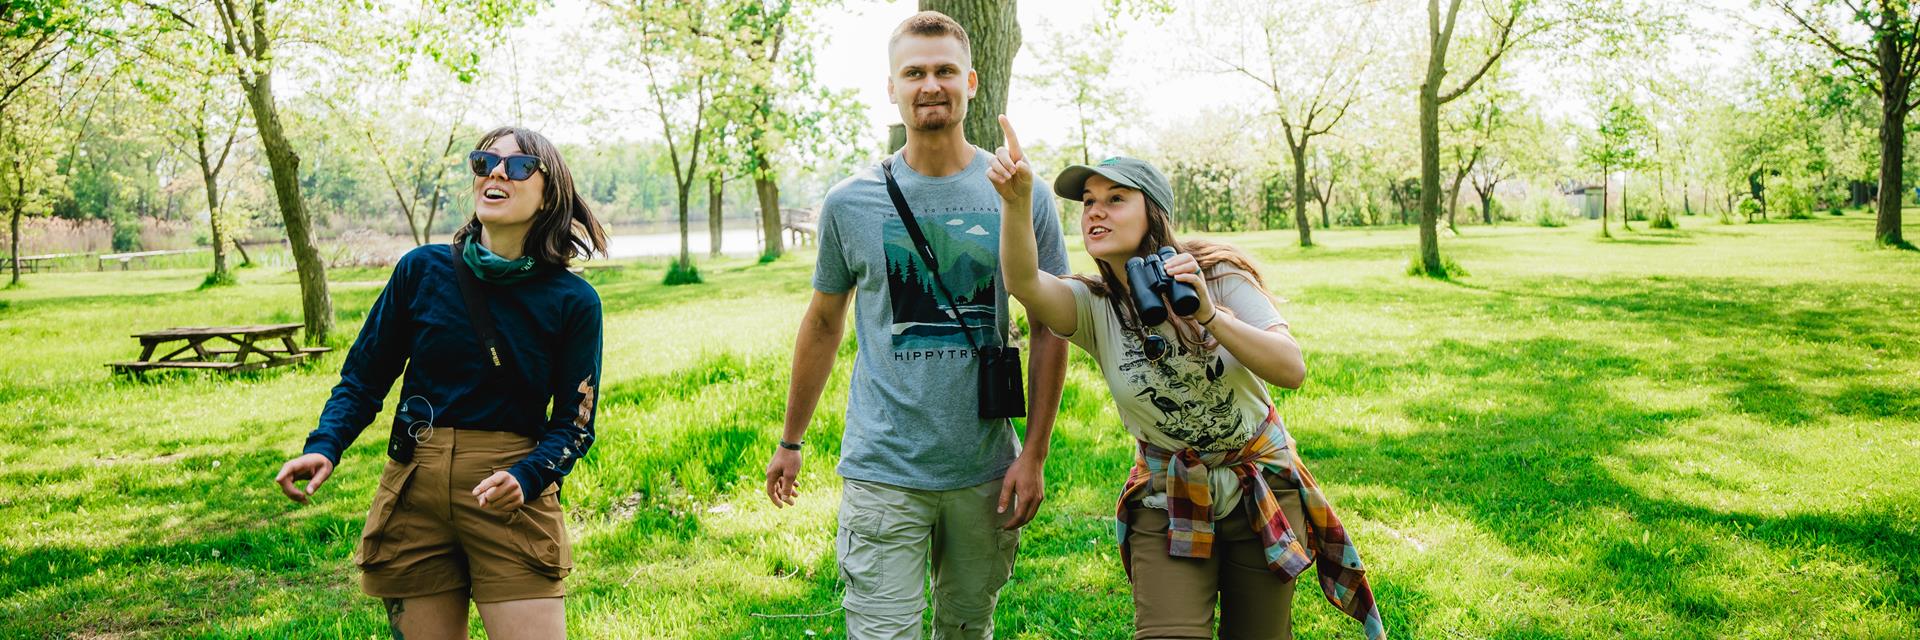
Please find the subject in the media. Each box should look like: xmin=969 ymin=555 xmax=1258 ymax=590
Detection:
xmin=777 ymin=439 xmax=804 ymax=451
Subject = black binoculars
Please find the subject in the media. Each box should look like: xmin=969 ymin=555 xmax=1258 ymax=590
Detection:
xmin=1125 ymin=246 xmax=1201 ymax=326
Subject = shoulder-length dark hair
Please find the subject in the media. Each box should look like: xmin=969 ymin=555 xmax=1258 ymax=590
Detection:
xmin=1067 ymin=197 xmax=1278 ymax=352
xmin=452 ymin=126 xmax=608 ymax=266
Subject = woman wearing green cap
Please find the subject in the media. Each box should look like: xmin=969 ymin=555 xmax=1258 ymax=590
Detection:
xmin=987 ymin=116 xmax=1384 ymax=640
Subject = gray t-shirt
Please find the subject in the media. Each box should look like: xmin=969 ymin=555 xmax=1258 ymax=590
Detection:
xmin=813 ymin=148 xmax=1070 ymax=491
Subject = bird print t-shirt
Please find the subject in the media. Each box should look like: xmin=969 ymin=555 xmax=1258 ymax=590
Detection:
xmin=1056 ymin=265 xmax=1290 ymax=515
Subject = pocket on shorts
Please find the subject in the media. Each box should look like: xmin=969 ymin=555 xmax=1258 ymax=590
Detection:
xmin=986 ymin=525 xmax=1021 ymax=593
xmin=509 ymin=480 xmax=572 ymax=580
xmin=837 ymin=481 xmax=890 ymax=539
xmin=354 ymin=460 xmax=418 ymax=568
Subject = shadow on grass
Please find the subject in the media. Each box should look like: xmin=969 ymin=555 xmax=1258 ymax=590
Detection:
xmin=1299 ymin=275 xmax=1920 ymax=635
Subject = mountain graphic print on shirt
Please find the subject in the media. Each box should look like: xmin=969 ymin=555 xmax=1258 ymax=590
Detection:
xmin=885 ymin=209 xmax=1002 ymax=351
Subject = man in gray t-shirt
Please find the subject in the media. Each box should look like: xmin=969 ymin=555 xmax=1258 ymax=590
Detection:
xmin=763 ymin=10 xmax=1069 ymax=640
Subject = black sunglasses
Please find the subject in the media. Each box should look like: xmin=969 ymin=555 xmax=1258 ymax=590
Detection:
xmin=468 ymin=150 xmax=544 ymax=181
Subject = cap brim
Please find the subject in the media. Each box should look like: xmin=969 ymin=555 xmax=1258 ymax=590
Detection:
xmin=1052 ymin=165 xmax=1142 ymax=201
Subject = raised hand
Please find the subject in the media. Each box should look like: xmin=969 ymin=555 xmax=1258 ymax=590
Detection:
xmin=986 ymin=114 xmax=1032 ymax=203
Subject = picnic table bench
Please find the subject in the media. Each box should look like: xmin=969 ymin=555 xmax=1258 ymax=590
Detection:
xmin=108 ymin=323 xmax=331 ymax=375
xmin=2 ymin=252 xmax=87 ymax=273
xmin=97 ymin=248 xmax=207 ymax=271
xmin=782 ymin=207 xmax=818 ymax=246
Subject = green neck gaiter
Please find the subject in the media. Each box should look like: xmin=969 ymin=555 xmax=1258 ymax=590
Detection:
xmin=461 ymin=240 xmax=541 ymax=285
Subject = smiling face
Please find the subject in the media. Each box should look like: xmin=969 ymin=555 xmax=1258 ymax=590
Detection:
xmin=473 ymin=134 xmax=545 ymax=229
xmin=888 ymin=34 xmax=976 ymax=132
xmin=1080 ymin=174 xmax=1152 ymax=266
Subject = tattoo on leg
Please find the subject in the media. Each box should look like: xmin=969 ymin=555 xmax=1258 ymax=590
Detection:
xmin=384 ymin=597 xmax=406 ymax=640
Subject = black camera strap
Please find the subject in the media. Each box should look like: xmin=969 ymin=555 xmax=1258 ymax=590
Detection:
xmin=882 ymin=157 xmax=999 ymax=353
xmin=450 ymin=242 xmax=517 ymax=383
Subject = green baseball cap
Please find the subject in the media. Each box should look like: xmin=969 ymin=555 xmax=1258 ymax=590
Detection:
xmin=1053 ymin=156 xmax=1174 ymax=216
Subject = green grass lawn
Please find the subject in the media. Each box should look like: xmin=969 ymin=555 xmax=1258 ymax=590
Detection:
xmin=2 ymin=212 xmax=1916 ymax=639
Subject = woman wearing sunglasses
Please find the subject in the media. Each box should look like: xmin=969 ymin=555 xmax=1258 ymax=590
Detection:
xmin=273 ymin=126 xmax=607 ymax=639
xmin=987 ymin=117 xmax=1383 ymax=640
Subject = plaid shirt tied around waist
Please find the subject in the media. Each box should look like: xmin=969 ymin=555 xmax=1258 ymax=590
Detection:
xmin=1116 ymin=406 xmax=1387 ymax=640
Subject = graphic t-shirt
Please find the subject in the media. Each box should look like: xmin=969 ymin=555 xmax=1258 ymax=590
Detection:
xmin=1056 ymin=266 xmax=1289 ymax=517
xmin=813 ymin=148 xmax=1070 ymax=491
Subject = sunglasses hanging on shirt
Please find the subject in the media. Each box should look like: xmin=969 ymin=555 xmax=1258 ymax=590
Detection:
xmin=468 ymin=150 xmax=544 ymax=181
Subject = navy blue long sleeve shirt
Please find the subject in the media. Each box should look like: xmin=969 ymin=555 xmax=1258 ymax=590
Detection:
xmin=304 ymin=243 xmax=602 ymax=497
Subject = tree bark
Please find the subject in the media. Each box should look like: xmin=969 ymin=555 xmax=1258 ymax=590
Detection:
xmin=1877 ymin=67 xmax=1908 ymax=245
xmin=218 ymin=0 xmax=332 ymax=342
xmin=708 ymin=174 xmax=723 ymax=258
xmin=921 ymin=0 xmax=1021 ymax=151
xmin=756 ymin=175 xmax=782 ymax=260
xmin=1621 ymin=172 xmax=1634 ymax=231
xmin=8 ymin=163 xmax=20 ymax=286
xmin=678 ymin=185 xmax=692 ymax=267
xmin=1601 ymin=168 xmax=1612 ymax=237
xmin=1478 ymin=185 xmax=1495 ymax=225
xmin=1446 ymin=169 xmax=1465 ymax=233
xmin=1289 ymin=143 xmax=1312 ymax=247
xmin=1418 ymin=82 xmax=1443 ymax=274
xmin=197 ymin=140 xmax=228 ymax=280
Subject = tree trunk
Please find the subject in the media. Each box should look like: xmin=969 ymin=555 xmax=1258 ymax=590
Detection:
xmin=1479 ymin=185 xmax=1494 ymax=225
xmin=232 ymin=236 xmax=252 ymax=266
xmin=1417 ymin=82 xmax=1443 ymax=275
xmin=1621 ymin=172 xmax=1634 ymax=231
xmin=708 ymin=174 xmax=723 ymax=258
xmin=1318 ymin=182 xmax=1332 ymax=230
xmin=921 ymin=0 xmax=1021 ymax=151
xmin=1289 ymin=143 xmax=1312 ymax=247
xmin=1446 ymin=169 xmax=1465 ymax=233
xmin=1876 ymin=67 xmax=1908 ymax=245
xmin=424 ymin=183 xmax=444 ymax=245
xmin=230 ymin=9 xmax=333 ymax=342
xmin=677 ymin=185 xmax=692 ymax=268
xmin=1601 ymin=169 xmax=1611 ymax=237
xmin=200 ymin=158 xmax=228 ymax=280
xmin=8 ymin=166 xmax=20 ymax=286
xmin=757 ymin=175 xmax=782 ymax=260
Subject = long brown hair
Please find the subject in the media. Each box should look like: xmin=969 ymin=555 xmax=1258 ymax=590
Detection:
xmin=1068 ymin=198 xmax=1277 ymax=351
xmin=452 ymin=126 xmax=609 ymax=266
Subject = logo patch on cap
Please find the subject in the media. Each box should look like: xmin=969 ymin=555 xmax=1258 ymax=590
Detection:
xmin=1100 ymin=157 xmax=1122 ymax=166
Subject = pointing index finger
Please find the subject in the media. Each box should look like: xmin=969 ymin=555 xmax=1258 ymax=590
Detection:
xmin=998 ymin=114 xmax=1023 ymax=163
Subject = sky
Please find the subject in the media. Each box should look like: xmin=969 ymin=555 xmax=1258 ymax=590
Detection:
xmin=469 ymin=0 xmax=1774 ymax=154
xmin=482 ymin=0 xmax=1276 ymax=149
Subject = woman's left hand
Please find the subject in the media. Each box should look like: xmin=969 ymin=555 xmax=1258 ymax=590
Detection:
xmin=1161 ymin=251 xmax=1216 ymax=324
xmin=473 ymin=470 xmax=524 ymax=511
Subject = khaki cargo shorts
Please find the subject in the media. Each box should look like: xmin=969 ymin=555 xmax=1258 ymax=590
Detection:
xmin=355 ymin=428 xmax=573 ymax=603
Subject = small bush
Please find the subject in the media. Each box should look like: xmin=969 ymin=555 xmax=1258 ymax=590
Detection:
xmin=664 ymin=260 xmax=703 ymax=285
xmin=1536 ymin=211 xmax=1567 ymax=227
xmin=111 ymin=219 xmax=143 ymax=252
xmin=1830 ymin=207 xmax=1845 ymax=216
xmin=1406 ymin=254 xmax=1469 ymax=279
xmin=1650 ymin=214 xmax=1678 ymax=230
xmin=199 ymin=270 xmax=237 ymax=289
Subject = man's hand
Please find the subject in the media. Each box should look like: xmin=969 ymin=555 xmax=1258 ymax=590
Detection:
xmin=997 ymin=450 xmax=1046 ymax=529
xmin=765 ymin=447 xmax=802 ymax=508
xmin=274 ymin=453 xmax=334 ymax=504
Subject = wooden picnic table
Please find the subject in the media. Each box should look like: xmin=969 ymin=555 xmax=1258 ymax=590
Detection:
xmin=108 ymin=323 xmax=332 ymax=375
xmin=2 ymin=252 xmax=87 ymax=273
